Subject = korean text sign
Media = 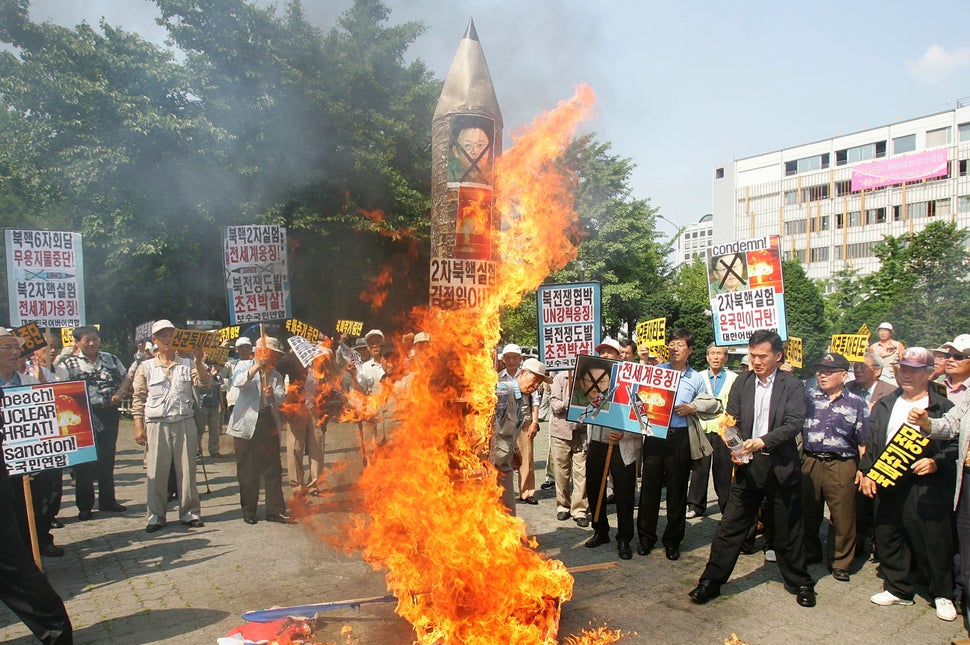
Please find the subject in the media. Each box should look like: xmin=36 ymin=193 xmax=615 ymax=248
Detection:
xmin=537 ymin=282 xmax=601 ymax=371
xmin=223 ymin=225 xmax=291 ymax=324
xmin=5 ymin=229 xmax=85 ymax=328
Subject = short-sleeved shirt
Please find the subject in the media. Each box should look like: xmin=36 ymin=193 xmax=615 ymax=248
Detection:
xmin=658 ymin=363 xmax=707 ymax=428
xmin=803 ymin=384 xmax=869 ymax=458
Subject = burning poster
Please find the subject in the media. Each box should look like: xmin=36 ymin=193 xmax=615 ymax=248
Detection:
xmin=5 ymin=229 xmax=85 ymax=328
xmin=866 ymin=423 xmax=930 ymax=488
xmin=565 ymin=355 xmax=680 ymax=438
xmin=447 ymin=114 xmax=496 ymax=187
xmin=2 ymin=381 xmax=97 ymax=476
xmin=287 ymin=335 xmax=325 ymax=368
xmin=428 ymin=258 xmax=497 ymax=309
xmin=707 ymin=235 xmax=787 ymax=346
xmin=223 ymin=225 xmax=291 ymax=324
xmin=537 ymin=282 xmax=601 ymax=371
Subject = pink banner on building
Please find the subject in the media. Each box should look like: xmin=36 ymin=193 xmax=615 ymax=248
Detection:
xmin=851 ymin=149 xmax=949 ymax=191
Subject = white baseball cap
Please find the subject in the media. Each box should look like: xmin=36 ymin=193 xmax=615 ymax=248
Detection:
xmin=235 ymin=336 xmax=253 ymax=348
xmin=501 ymin=343 xmax=522 ymax=356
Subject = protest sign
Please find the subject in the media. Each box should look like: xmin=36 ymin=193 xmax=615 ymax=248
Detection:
xmin=284 ymin=318 xmax=322 ymax=343
xmin=14 ymin=323 xmax=47 ymax=354
xmin=335 ymin=320 xmax=364 ymax=337
xmin=135 ymin=321 xmax=154 ymax=344
xmin=171 ymin=329 xmax=221 ymax=352
xmin=830 ymin=334 xmax=868 ymax=362
xmin=223 ymin=225 xmax=291 ymax=324
xmin=865 ymin=424 xmax=931 ymax=489
xmin=537 ymin=282 xmax=601 ymax=370
xmin=429 ymin=258 xmax=496 ymax=310
xmin=785 ymin=336 xmax=803 ymax=368
xmin=5 ymin=229 xmax=85 ymax=328
xmin=288 ymin=335 xmax=326 ymax=368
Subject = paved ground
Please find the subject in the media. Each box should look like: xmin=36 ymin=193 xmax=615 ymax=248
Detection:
xmin=1 ymin=419 xmax=968 ymax=645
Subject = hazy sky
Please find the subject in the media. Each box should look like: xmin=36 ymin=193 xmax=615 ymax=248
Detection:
xmin=24 ymin=1 xmax=970 ymax=233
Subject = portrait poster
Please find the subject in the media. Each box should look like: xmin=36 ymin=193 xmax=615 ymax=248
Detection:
xmin=537 ymin=282 xmax=601 ymax=371
xmin=565 ymin=355 xmax=681 ymax=439
xmin=707 ymin=235 xmax=787 ymax=346
xmin=447 ymin=114 xmax=495 ymax=187
xmin=223 ymin=225 xmax=291 ymax=325
xmin=2 ymin=381 xmax=98 ymax=476
xmin=5 ymin=229 xmax=85 ymax=328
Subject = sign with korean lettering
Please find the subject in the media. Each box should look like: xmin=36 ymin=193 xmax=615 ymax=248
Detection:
xmin=537 ymin=282 xmax=601 ymax=371
xmin=335 ymin=320 xmax=364 ymax=337
xmin=707 ymin=235 xmax=787 ymax=346
xmin=135 ymin=321 xmax=154 ymax=344
xmin=284 ymin=319 xmax=322 ymax=343
xmin=61 ymin=324 xmax=99 ymax=348
xmin=5 ymin=229 xmax=85 ymax=328
xmin=2 ymin=381 xmax=98 ymax=475
xmin=287 ymin=335 xmax=325 ymax=368
xmin=866 ymin=423 xmax=930 ymax=489
xmin=785 ymin=336 xmax=803 ymax=369
xmin=830 ymin=334 xmax=868 ymax=362
xmin=14 ymin=323 xmax=47 ymax=354
xmin=635 ymin=318 xmax=666 ymax=347
xmin=223 ymin=225 xmax=291 ymax=324
xmin=203 ymin=347 xmax=230 ymax=365
xmin=217 ymin=326 xmax=240 ymax=344
xmin=171 ymin=329 xmax=221 ymax=352
xmin=565 ymin=355 xmax=680 ymax=439
xmin=429 ymin=258 xmax=496 ymax=310
xmin=857 ymin=323 xmax=870 ymax=339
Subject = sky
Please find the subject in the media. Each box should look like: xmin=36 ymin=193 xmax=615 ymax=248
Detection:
xmin=23 ymin=0 xmax=970 ymax=235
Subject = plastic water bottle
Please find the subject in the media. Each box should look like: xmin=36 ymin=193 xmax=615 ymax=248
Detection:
xmin=723 ymin=426 xmax=751 ymax=463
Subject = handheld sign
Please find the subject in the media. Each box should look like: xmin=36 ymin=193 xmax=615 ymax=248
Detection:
xmin=865 ymin=423 xmax=931 ymax=489
xmin=537 ymin=282 xmax=601 ymax=371
xmin=830 ymin=334 xmax=868 ymax=362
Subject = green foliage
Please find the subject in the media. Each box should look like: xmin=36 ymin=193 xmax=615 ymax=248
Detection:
xmin=779 ymin=260 xmax=828 ymax=377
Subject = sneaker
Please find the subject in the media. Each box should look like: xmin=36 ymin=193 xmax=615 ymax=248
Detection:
xmin=685 ymin=509 xmax=698 ymax=519
xmin=764 ymin=549 xmax=777 ymax=563
xmin=935 ymin=597 xmax=958 ymax=621
xmin=870 ymin=590 xmax=914 ymax=606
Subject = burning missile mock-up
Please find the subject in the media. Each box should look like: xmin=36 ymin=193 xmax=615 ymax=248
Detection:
xmin=236 ymin=20 xmax=620 ymax=645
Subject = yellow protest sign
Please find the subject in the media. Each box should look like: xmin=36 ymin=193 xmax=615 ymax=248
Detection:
xmin=866 ymin=424 xmax=930 ymax=489
xmin=285 ymin=318 xmax=323 ymax=343
xmin=857 ymin=323 xmax=870 ymax=339
xmin=61 ymin=324 xmax=99 ymax=347
xmin=171 ymin=329 xmax=221 ymax=352
xmin=335 ymin=319 xmax=364 ymax=336
xmin=635 ymin=317 xmax=666 ymax=346
xmin=785 ymin=336 xmax=803 ymax=368
xmin=830 ymin=334 xmax=868 ymax=362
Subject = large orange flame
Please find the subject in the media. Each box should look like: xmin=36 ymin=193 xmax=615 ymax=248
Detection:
xmin=306 ymin=85 xmax=620 ymax=644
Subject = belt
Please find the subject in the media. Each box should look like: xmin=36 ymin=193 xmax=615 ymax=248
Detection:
xmin=805 ymin=451 xmax=851 ymax=462
xmin=92 ymin=403 xmax=118 ymax=410
xmin=668 ymin=426 xmax=688 ymax=432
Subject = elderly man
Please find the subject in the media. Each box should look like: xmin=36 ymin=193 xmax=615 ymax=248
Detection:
xmin=351 ymin=329 xmax=386 ymax=463
xmin=870 ymin=322 xmax=905 ymax=385
xmin=549 ymin=364 xmax=589 ymax=527
xmin=939 ymin=334 xmax=970 ymax=405
xmin=802 ymin=353 xmax=869 ymax=582
xmin=492 ymin=358 xmax=553 ymax=515
xmin=860 ymin=348 xmax=957 ymax=621
xmin=689 ymin=330 xmax=815 ymax=607
xmin=55 ymin=325 xmax=130 ymax=520
xmin=498 ymin=344 xmax=541 ymax=505
xmin=848 ymin=352 xmax=896 ymax=410
xmin=227 ymin=336 xmax=291 ymax=525
xmin=132 ymin=320 xmax=210 ymax=533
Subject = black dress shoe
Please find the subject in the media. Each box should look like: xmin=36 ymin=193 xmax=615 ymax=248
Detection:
xmin=832 ymin=568 xmax=850 ymax=582
xmin=101 ymin=503 xmax=127 ymax=513
xmin=556 ymin=511 xmax=570 ymax=521
xmin=266 ymin=514 xmax=297 ymax=524
xmin=183 ymin=519 xmax=205 ymax=528
xmin=604 ymin=494 xmax=615 ymax=505
xmin=243 ymin=517 xmax=258 ymax=525
xmin=617 ymin=541 xmax=633 ymax=560
xmin=78 ymin=510 xmax=93 ymax=521
xmin=517 ymin=496 xmax=539 ymax=505
xmin=585 ymin=533 xmax=611 ymax=548
xmin=637 ymin=543 xmax=653 ymax=556
xmin=145 ymin=523 xmax=164 ymax=533
xmin=688 ymin=580 xmax=721 ymax=604
xmin=50 ymin=518 xmax=64 ymax=529
xmin=574 ymin=516 xmax=589 ymax=528
xmin=665 ymin=546 xmax=680 ymax=561
xmin=796 ymin=585 xmax=816 ymax=607
xmin=41 ymin=544 xmax=65 ymax=557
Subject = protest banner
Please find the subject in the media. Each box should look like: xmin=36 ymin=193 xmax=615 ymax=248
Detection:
xmin=865 ymin=423 xmax=931 ymax=489
xmin=565 ymin=355 xmax=680 ymax=439
xmin=429 ymin=258 xmax=496 ymax=310
xmin=707 ymin=235 xmax=787 ymax=346
xmin=635 ymin=317 xmax=669 ymax=362
xmin=203 ymin=347 xmax=230 ymax=365
xmin=288 ymin=335 xmax=326 ymax=368
xmin=2 ymin=381 xmax=97 ymax=476
xmin=785 ymin=336 xmax=803 ymax=368
xmin=536 ymin=282 xmax=601 ymax=371
xmin=830 ymin=334 xmax=868 ymax=362
xmin=14 ymin=322 xmax=47 ymax=354
xmin=171 ymin=329 xmax=222 ymax=352
xmin=223 ymin=225 xmax=291 ymax=324
xmin=284 ymin=318 xmax=322 ymax=343
xmin=335 ymin=319 xmax=364 ymax=337
xmin=5 ymin=229 xmax=85 ymax=328
xmin=217 ymin=326 xmax=241 ymax=344
xmin=135 ymin=321 xmax=154 ymax=344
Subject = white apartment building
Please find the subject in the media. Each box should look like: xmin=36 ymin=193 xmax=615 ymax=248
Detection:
xmin=674 ymin=213 xmax=713 ymax=267
xmin=712 ymin=103 xmax=970 ymax=284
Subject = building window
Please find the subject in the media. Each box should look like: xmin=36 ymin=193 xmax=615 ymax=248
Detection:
xmin=960 ymin=159 xmax=968 ymax=177
xmin=960 ymin=123 xmax=970 ymax=143
xmin=848 ymin=211 xmax=861 ymax=227
xmin=783 ymin=219 xmax=807 ymax=235
xmin=865 ymin=207 xmax=886 ymax=225
xmin=801 ymin=184 xmax=830 ymax=201
xmin=784 ymin=190 xmax=798 ymax=205
xmin=785 ymin=154 xmax=830 ymax=176
xmin=715 ymin=167 xmax=725 ymax=179
xmin=909 ymin=202 xmax=927 ymax=218
xmin=893 ymin=134 xmax=916 ymax=155
xmin=810 ymin=216 xmax=829 ymax=232
xmin=835 ymin=141 xmax=886 ymax=165
xmin=934 ymin=198 xmax=950 ymax=217
xmin=926 ymin=127 xmax=951 ymax=148
xmin=783 ymin=249 xmax=806 ymax=262
xmin=810 ymin=247 xmax=829 ymax=262
xmin=835 ymin=180 xmax=852 ymax=196
xmin=959 ymin=195 xmax=970 ymax=213
xmin=892 ymin=205 xmax=902 ymax=221
xmin=835 ymin=242 xmax=874 ymax=260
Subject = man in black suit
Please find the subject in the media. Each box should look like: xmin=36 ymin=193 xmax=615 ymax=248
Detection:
xmin=689 ymin=330 xmax=816 ymax=607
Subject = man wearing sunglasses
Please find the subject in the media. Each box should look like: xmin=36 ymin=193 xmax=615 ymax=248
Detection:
xmin=939 ymin=335 xmax=970 ymax=405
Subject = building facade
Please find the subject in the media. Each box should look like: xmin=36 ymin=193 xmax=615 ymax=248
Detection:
xmin=712 ymin=104 xmax=970 ymax=284
xmin=674 ymin=213 xmax=714 ymax=267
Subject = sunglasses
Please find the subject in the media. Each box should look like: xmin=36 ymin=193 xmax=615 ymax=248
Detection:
xmin=947 ymin=353 xmax=970 ymax=361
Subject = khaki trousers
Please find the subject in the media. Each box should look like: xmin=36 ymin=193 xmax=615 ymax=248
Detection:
xmin=145 ymin=417 xmax=201 ymax=525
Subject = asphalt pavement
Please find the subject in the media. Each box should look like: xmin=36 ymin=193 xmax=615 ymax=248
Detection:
xmin=1 ymin=419 xmax=967 ymax=644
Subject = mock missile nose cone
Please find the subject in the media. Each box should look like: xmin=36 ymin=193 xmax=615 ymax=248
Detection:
xmin=433 ymin=18 xmax=502 ymax=125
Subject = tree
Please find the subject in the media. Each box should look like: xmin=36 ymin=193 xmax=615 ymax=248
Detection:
xmin=781 ymin=260 xmax=828 ymax=377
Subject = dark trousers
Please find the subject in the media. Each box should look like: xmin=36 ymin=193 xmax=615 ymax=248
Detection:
xmin=956 ymin=470 xmax=970 ymax=608
xmin=75 ymin=407 xmax=120 ymax=512
xmin=233 ymin=409 xmax=285 ymax=521
xmin=0 ymin=462 xmax=73 ymax=644
xmin=874 ymin=477 xmax=954 ymax=600
xmin=12 ymin=470 xmax=60 ymax=549
xmin=686 ymin=433 xmax=734 ymax=515
xmin=638 ymin=429 xmax=691 ymax=549
xmin=586 ymin=440 xmax=637 ymax=542
xmin=701 ymin=458 xmax=812 ymax=588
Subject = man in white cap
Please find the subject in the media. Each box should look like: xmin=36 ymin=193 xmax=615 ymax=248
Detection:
xmin=493 ymin=357 xmax=553 ymax=515
xmin=939 ymin=334 xmax=970 ymax=405
xmin=222 ymin=336 xmax=252 ymax=423
xmin=227 ymin=336 xmax=292 ymax=525
xmin=348 ymin=329 xmax=387 ymax=463
xmin=498 ymin=343 xmax=541 ymax=504
xmin=131 ymin=320 xmax=211 ymax=533
xmin=869 ymin=322 xmax=904 ymax=386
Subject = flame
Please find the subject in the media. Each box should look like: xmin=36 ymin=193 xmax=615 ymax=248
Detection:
xmin=717 ymin=413 xmax=737 ymax=438
xmin=303 ymin=85 xmax=620 ymax=644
